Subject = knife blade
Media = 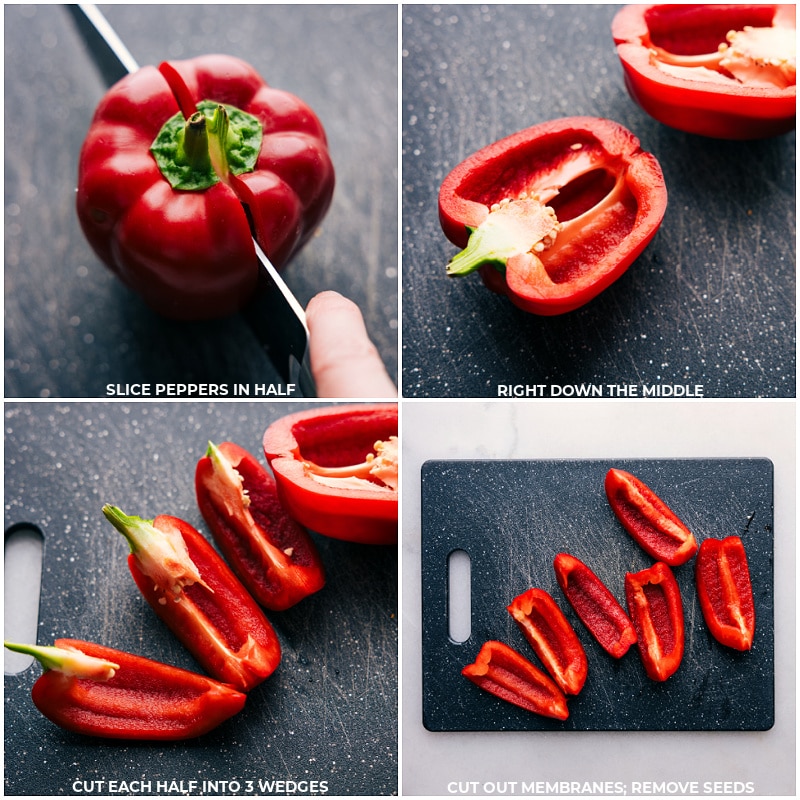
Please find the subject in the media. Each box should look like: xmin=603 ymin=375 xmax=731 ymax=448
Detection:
xmin=68 ymin=3 xmax=317 ymax=397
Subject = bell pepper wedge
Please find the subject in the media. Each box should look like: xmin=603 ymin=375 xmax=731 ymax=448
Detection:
xmin=695 ymin=536 xmax=756 ymax=650
xmin=438 ymin=116 xmax=667 ymax=315
xmin=605 ymin=468 xmax=698 ymax=566
xmin=262 ymin=404 xmax=398 ymax=545
xmin=462 ymin=640 xmax=569 ymax=721
xmin=612 ymin=4 xmax=796 ymax=139
xmin=195 ymin=440 xmax=325 ymax=611
xmin=76 ymin=54 xmax=334 ymax=320
xmin=102 ymin=505 xmax=281 ymax=692
xmin=4 ymin=639 xmax=246 ymax=741
xmin=625 ymin=562 xmax=685 ymax=681
xmin=506 ymin=587 xmax=588 ymax=695
xmin=553 ymin=553 xmax=638 ymax=659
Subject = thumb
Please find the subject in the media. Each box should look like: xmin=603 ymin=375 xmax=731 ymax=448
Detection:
xmin=306 ymin=291 xmax=397 ymax=398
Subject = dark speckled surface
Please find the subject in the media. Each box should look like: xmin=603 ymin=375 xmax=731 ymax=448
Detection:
xmin=402 ymin=4 xmax=795 ymax=398
xmin=4 ymin=5 xmax=398 ymax=398
xmin=421 ymin=459 xmax=774 ymax=731
xmin=4 ymin=402 xmax=397 ymax=796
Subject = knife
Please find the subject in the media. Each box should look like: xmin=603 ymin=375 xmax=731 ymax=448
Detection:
xmin=67 ymin=3 xmax=317 ymax=397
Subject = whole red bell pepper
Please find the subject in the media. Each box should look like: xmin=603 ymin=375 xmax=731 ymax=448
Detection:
xmin=605 ymin=468 xmax=698 ymax=566
xmin=507 ymin=587 xmax=588 ymax=695
xmin=553 ymin=553 xmax=638 ymax=659
xmin=262 ymin=404 xmax=398 ymax=545
xmin=695 ymin=536 xmax=756 ymax=651
xmin=612 ymin=4 xmax=796 ymax=139
xmin=4 ymin=639 xmax=245 ymax=740
xmin=195 ymin=440 xmax=325 ymax=611
xmin=462 ymin=640 xmax=569 ymax=721
xmin=76 ymin=54 xmax=334 ymax=320
xmin=625 ymin=562 xmax=685 ymax=681
xmin=102 ymin=505 xmax=281 ymax=692
xmin=438 ymin=116 xmax=667 ymax=315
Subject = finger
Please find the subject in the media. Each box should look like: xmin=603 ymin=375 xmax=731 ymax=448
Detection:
xmin=306 ymin=291 xmax=397 ymax=398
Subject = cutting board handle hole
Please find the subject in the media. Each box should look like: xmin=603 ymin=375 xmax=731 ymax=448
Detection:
xmin=447 ymin=548 xmax=471 ymax=643
xmin=4 ymin=524 xmax=44 ymax=675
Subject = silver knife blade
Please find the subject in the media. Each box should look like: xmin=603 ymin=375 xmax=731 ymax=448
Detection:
xmin=68 ymin=3 xmax=316 ymax=397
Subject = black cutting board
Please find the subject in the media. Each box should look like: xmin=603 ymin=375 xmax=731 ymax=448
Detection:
xmin=421 ymin=459 xmax=774 ymax=732
xmin=4 ymin=402 xmax=397 ymax=796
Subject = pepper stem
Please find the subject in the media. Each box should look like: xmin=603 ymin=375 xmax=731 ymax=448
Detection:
xmin=4 ymin=641 xmax=118 ymax=680
xmin=181 ymin=112 xmax=212 ymax=173
xmin=101 ymin=505 xmax=212 ymax=599
xmin=207 ymin=104 xmax=231 ymax=185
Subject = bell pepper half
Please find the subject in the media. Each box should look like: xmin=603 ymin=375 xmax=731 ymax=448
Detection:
xmin=262 ymin=404 xmax=398 ymax=545
xmin=102 ymin=505 xmax=281 ymax=692
xmin=625 ymin=561 xmax=685 ymax=681
xmin=553 ymin=553 xmax=637 ymax=659
xmin=695 ymin=536 xmax=756 ymax=651
xmin=76 ymin=54 xmax=334 ymax=320
xmin=4 ymin=639 xmax=245 ymax=740
xmin=195 ymin=440 xmax=325 ymax=611
xmin=462 ymin=640 xmax=569 ymax=721
xmin=439 ymin=116 xmax=667 ymax=315
xmin=612 ymin=4 xmax=796 ymax=139
xmin=605 ymin=468 xmax=698 ymax=566
xmin=507 ymin=587 xmax=588 ymax=695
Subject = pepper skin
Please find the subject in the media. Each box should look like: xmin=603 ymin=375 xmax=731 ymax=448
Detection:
xmin=553 ymin=553 xmax=638 ymax=659
xmin=612 ymin=4 xmax=796 ymax=139
xmin=625 ymin=562 xmax=685 ymax=681
xmin=103 ymin=506 xmax=281 ymax=692
xmin=195 ymin=441 xmax=325 ymax=611
xmin=462 ymin=640 xmax=569 ymax=721
xmin=605 ymin=468 xmax=698 ymax=566
xmin=262 ymin=404 xmax=398 ymax=545
xmin=439 ymin=117 xmax=667 ymax=315
xmin=76 ymin=54 xmax=334 ymax=320
xmin=695 ymin=536 xmax=756 ymax=650
xmin=507 ymin=588 xmax=588 ymax=695
xmin=4 ymin=639 xmax=245 ymax=740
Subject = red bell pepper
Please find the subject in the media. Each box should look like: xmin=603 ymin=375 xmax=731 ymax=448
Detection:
xmin=695 ymin=536 xmax=756 ymax=650
xmin=76 ymin=54 xmax=334 ymax=320
xmin=605 ymin=468 xmax=698 ymax=566
xmin=102 ymin=505 xmax=281 ymax=692
xmin=438 ymin=116 xmax=667 ymax=315
xmin=462 ymin=640 xmax=569 ymax=721
xmin=4 ymin=639 xmax=245 ymax=740
xmin=625 ymin=562 xmax=685 ymax=681
xmin=262 ymin=404 xmax=398 ymax=545
xmin=612 ymin=4 xmax=796 ymax=139
xmin=553 ymin=553 xmax=638 ymax=659
xmin=195 ymin=440 xmax=325 ymax=611
xmin=507 ymin=588 xmax=588 ymax=695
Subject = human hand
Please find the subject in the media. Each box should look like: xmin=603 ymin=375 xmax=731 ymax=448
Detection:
xmin=306 ymin=291 xmax=397 ymax=398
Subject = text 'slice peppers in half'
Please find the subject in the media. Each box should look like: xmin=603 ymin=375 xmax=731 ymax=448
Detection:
xmin=605 ymin=468 xmax=698 ymax=566
xmin=553 ymin=553 xmax=638 ymax=659
xmin=462 ymin=640 xmax=569 ymax=721
xmin=612 ymin=4 xmax=796 ymax=139
xmin=195 ymin=440 xmax=325 ymax=611
xmin=3 ymin=639 xmax=245 ymax=740
xmin=695 ymin=536 xmax=756 ymax=651
xmin=102 ymin=505 xmax=281 ymax=692
xmin=625 ymin=562 xmax=685 ymax=681
xmin=507 ymin=588 xmax=588 ymax=695
xmin=439 ymin=117 xmax=667 ymax=315
xmin=262 ymin=404 xmax=398 ymax=545
xmin=76 ymin=54 xmax=334 ymax=320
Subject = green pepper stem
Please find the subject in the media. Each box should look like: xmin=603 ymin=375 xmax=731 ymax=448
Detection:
xmin=180 ymin=112 xmax=212 ymax=173
xmin=207 ymin=104 xmax=231 ymax=185
xmin=4 ymin=641 xmax=118 ymax=679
